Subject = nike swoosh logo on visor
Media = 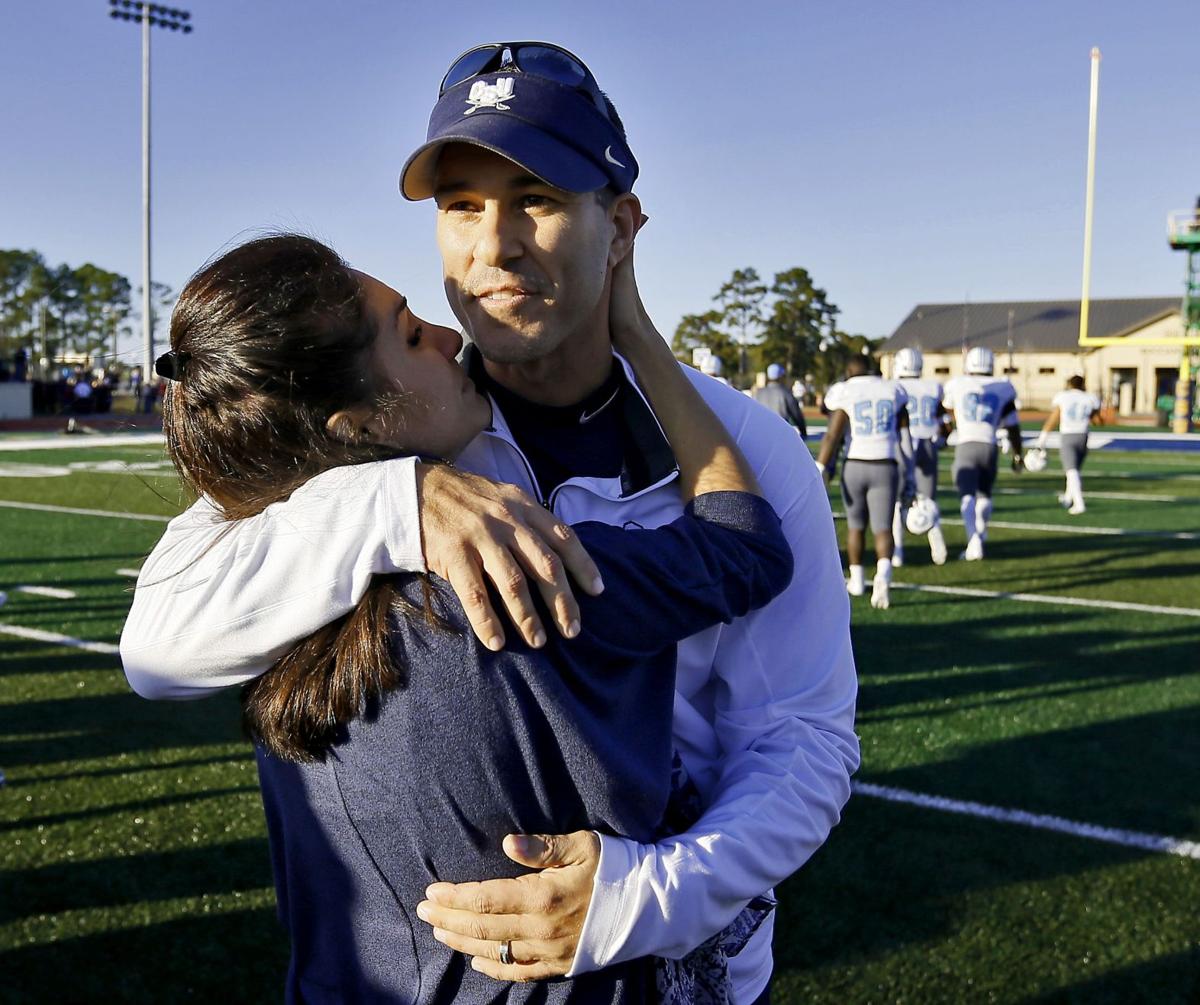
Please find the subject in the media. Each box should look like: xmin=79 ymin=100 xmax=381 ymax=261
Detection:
xmin=604 ymin=146 xmax=626 ymax=168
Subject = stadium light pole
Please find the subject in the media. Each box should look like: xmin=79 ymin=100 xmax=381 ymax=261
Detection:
xmin=107 ymin=1 xmax=192 ymax=392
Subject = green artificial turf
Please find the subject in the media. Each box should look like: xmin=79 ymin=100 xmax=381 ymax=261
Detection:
xmin=1 ymin=437 xmax=1197 ymax=1002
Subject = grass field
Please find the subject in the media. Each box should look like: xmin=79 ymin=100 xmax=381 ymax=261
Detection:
xmin=1 ymin=435 xmax=1197 ymax=1003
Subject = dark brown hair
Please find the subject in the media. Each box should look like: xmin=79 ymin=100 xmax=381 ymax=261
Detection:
xmin=163 ymin=234 xmax=420 ymax=762
xmin=1067 ymin=375 xmax=1085 ymax=390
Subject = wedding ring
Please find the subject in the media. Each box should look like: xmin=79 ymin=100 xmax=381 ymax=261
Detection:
xmin=499 ymin=939 xmax=514 ymax=966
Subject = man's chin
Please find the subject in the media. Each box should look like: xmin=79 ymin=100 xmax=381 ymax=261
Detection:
xmin=468 ymin=323 xmax=562 ymax=366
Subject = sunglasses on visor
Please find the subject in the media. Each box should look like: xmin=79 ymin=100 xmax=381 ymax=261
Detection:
xmin=439 ymin=41 xmax=610 ymax=119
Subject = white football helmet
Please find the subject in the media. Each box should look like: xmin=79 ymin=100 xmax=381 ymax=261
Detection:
xmin=699 ymin=355 xmax=723 ymax=377
xmin=905 ymin=496 xmax=940 ymax=536
xmin=894 ymin=348 xmax=924 ymax=379
xmin=965 ymin=346 xmax=995 ymax=375
xmin=1023 ymin=447 xmax=1048 ymax=472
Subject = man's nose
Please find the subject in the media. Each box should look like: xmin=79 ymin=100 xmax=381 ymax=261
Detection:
xmin=472 ymin=203 xmax=523 ymax=267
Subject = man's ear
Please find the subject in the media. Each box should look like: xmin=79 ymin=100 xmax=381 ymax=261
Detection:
xmin=325 ymin=404 xmax=375 ymax=444
xmin=607 ymin=193 xmax=642 ymax=268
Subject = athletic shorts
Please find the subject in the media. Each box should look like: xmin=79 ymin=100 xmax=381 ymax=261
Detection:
xmin=842 ymin=459 xmax=899 ymax=532
xmin=1060 ymin=433 xmax=1089 ymax=472
xmin=907 ymin=438 xmax=939 ymax=499
xmin=953 ymin=441 xmax=999 ymax=498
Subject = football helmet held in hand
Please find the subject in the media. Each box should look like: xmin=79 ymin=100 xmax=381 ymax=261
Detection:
xmin=905 ymin=496 xmax=940 ymax=536
xmin=1023 ymin=446 xmax=1047 ymax=472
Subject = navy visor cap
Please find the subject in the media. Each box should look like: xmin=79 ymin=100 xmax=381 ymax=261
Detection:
xmin=400 ymin=73 xmax=638 ymax=201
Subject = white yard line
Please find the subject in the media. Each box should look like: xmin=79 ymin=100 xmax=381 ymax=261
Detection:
xmin=15 ymin=585 xmax=76 ymax=599
xmin=854 ymin=782 xmax=1200 ymax=860
xmin=891 ymin=582 xmax=1200 ymax=618
xmin=0 ymin=433 xmax=164 ymax=451
xmin=116 ymin=568 xmax=142 ymax=578
xmin=0 ymin=500 xmax=171 ymax=523
xmin=0 ymin=622 xmax=118 ymax=655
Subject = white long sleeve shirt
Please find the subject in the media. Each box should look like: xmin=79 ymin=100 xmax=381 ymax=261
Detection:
xmin=120 ymin=355 xmax=859 ymax=1001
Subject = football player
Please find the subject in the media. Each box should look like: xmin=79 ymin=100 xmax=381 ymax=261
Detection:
xmin=942 ymin=346 xmax=1023 ymax=560
xmin=818 ymin=357 xmax=915 ymax=609
xmin=890 ymin=347 xmax=950 ymax=566
xmin=1033 ymin=374 xmax=1101 ymax=515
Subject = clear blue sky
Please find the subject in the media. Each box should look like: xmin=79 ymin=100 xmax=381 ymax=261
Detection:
xmin=3 ymin=0 xmax=1197 ymax=363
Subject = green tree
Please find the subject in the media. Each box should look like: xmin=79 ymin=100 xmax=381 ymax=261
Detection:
xmin=714 ymin=267 xmax=767 ymax=382
xmin=0 ymin=251 xmax=137 ymax=369
xmin=755 ymin=268 xmax=839 ymax=380
xmin=73 ymin=264 xmax=132 ymax=362
xmin=0 ymin=250 xmax=51 ymax=357
xmin=810 ymin=329 xmax=884 ymax=393
xmin=671 ymin=309 xmax=738 ymax=377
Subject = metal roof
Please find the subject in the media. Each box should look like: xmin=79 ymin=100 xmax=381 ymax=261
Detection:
xmin=881 ymin=298 xmax=1180 ymax=354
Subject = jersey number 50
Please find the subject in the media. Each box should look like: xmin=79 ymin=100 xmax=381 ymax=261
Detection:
xmin=854 ymin=399 xmax=895 ymax=436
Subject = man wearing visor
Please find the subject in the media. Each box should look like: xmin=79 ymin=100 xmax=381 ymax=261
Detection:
xmin=121 ymin=42 xmax=858 ymax=1004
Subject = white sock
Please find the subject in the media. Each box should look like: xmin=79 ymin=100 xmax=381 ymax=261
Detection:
xmin=1065 ymin=469 xmax=1083 ymax=507
xmin=959 ymin=495 xmax=977 ymax=539
xmin=893 ymin=505 xmax=905 ymax=550
xmin=876 ymin=558 xmax=893 ymax=582
xmin=848 ymin=563 xmax=865 ymax=585
xmin=975 ymin=496 xmax=993 ymax=536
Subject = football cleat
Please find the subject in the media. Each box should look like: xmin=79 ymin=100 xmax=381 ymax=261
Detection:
xmin=928 ymin=526 xmax=948 ymax=565
xmin=870 ymin=577 xmax=891 ymax=609
xmin=1068 ymin=501 xmax=1086 ymax=515
xmin=961 ymin=535 xmax=985 ymax=561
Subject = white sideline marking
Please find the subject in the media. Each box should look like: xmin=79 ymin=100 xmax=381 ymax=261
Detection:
xmin=116 ymin=568 xmax=142 ymax=578
xmin=0 ymin=433 xmax=164 ymax=452
xmin=0 ymin=623 xmax=118 ymax=655
xmin=993 ymin=488 xmax=1181 ymax=503
xmin=854 ymin=782 xmax=1200 ymax=860
xmin=0 ymin=500 xmax=171 ymax=523
xmin=836 ymin=511 xmax=1199 ymax=540
xmin=892 ymin=582 xmax=1200 ymax=618
xmin=15 ymin=585 xmax=75 ymax=599
xmin=944 ymin=517 xmax=1199 ymax=541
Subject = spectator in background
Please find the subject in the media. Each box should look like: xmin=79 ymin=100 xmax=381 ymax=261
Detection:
xmin=698 ymin=353 xmax=731 ymax=386
xmin=1156 ymin=390 xmax=1175 ymax=427
xmin=754 ymin=363 xmax=807 ymax=439
xmin=71 ymin=377 xmax=94 ymax=414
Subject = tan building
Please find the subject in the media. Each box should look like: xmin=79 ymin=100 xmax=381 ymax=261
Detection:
xmin=879 ymin=298 xmax=1185 ymax=416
